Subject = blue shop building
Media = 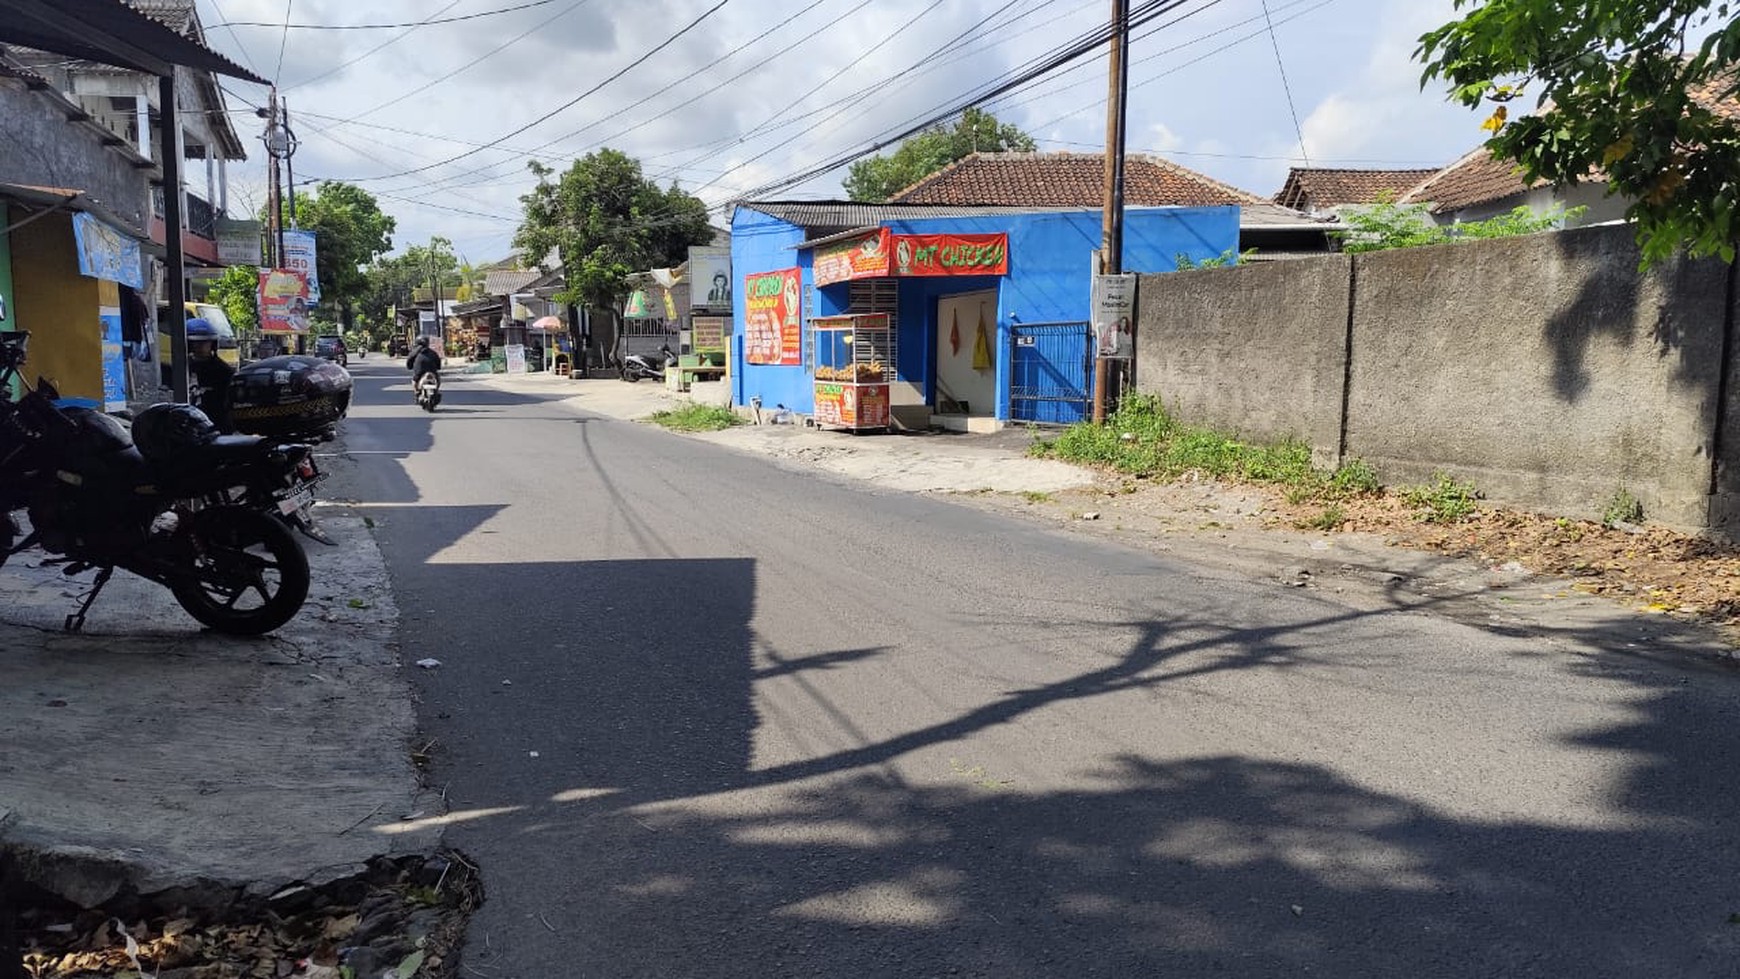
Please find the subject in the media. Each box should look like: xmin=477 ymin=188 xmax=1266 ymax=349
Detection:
xmin=728 ymin=201 xmax=1238 ymax=430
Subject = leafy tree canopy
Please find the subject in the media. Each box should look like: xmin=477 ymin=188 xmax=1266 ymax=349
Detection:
xmin=359 ymin=237 xmax=462 ymax=328
xmin=513 ymin=148 xmax=714 ymax=312
xmin=843 ymin=108 xmax=1037 ymax=202
xmin=284 ymin=181 xmax=396 ymax=313
xmin=1332 ymin=200 xmax=1582 ymax=253
xmin=206 ymin=263 xmax=259 ymax=336
xmin=1419 ymin=1 xmax=1740 ymax=264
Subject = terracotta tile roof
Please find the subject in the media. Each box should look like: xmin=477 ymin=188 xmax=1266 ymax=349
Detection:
xmin=889 ymin=151 xmax=1271 ymax=208
xmin=1272 ymin=167 xmax=1441 ymax=210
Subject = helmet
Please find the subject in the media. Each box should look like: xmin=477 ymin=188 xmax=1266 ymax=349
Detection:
xmin=185 ymin=317 xmax=217 ymax=339
xmin=415 ymin=335 xmax=430 ymax=348
xmin=132 ymin=403 xmax=220 ymax=460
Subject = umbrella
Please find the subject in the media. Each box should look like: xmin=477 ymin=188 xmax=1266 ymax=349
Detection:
xmin=531 ymin=315 xmax=563 ymax=332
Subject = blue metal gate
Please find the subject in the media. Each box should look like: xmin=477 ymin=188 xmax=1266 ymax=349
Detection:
xmin=1009 ymin=321 xmax=1092 ymax=425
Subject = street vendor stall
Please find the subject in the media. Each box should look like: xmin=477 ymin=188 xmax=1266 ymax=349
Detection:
xmin=810 ymin=313 xmax=891 ymax=431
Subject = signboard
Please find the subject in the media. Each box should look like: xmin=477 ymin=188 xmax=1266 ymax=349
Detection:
xmin=689 ymin=246 xmax=732 ymax=309
xmin=892 ymin=233 xmax=1008 ymax=278
xmin=1092 ymin=273 xmax=1137 ymax=360
xmin=258 ymin=268 xmax=310 ymax=334
xmin=505 ymin=343 xmax=528 ymax=374
xmin=813 ymin=228 xmax=891 ymax=286
xmin=692 ymin=315 xmax=727 ymax=355
xmin=99 ymin=305 xmax=127 ymax=411
xmin=813 ymin=381 xmax=890 ymax=428
xmin=216 ymin=219 xmax=261 ymax=266
xmin=281 ymin=230 xmax=320 ymax=302
xmin=624 ymin=289 xmax=653 ymax=319
xmin=71 ymin=212 xmax=144 ymax=289
xmin=743 ymin=267 xmax=802 ymax=365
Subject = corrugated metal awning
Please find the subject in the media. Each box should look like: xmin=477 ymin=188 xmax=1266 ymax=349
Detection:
xmin=0 ymin=0 xmax=268 ymax=83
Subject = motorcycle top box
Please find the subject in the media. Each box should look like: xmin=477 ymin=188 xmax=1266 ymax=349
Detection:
xmin=231 ymin=355 xmax=353 ymax=440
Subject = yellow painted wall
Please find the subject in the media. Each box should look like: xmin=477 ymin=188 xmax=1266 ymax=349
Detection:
xmin=10 ymin=213 xmax=100 ymax=401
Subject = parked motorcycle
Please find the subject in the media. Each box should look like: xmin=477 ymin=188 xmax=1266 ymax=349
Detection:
xmin=414 ymin=371 xmax=442 ymax=412
xmin=621 ymin=344 xmax=675 ymax=383
xmin=0 ymin=331 xmax=314 ymax=635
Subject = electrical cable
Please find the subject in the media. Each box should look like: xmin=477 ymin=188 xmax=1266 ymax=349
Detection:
xmin=282 ymin=0 xmax=463 ymax=92
xmin=212 ymin=1 xmax=555 ymax=30
xmin=203 ymin=0 xmax=263 ymax=75
xmin=273 ymin=0 xmax=293 ymax=83
xmin=1261 ymin=0 xmax=1310 ymax=167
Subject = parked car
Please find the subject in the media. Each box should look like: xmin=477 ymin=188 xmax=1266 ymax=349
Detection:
xmin=314 ymin=334 xmax=347 ymax=366
xmin=230 ymin=354 xmax=353 ymax=441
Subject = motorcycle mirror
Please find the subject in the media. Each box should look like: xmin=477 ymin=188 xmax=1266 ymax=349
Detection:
xmin=36 ymin=377 xmax=59 ymax=400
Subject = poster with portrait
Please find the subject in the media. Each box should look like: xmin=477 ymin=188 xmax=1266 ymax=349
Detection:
xmin=258 ymin=269 xmax=311 ymax=334
xmin=743 ymin=267 xmax=801 ymax=365
xmin=690 ymin=247 xmax=732 ymax=310
xmin=281 ymin=230 xmax=321 ymax=303
xmin=1091 ymin=273 xmax=1137 ymax=360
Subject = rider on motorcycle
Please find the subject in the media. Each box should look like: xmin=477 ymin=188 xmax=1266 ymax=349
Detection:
xmin=406 ymin=335 xmax=442 ymax=383
xmin=186 ymin=317 xmax=236 ymax=433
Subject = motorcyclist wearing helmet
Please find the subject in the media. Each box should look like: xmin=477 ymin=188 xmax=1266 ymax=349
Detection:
xmin=406 ymin=335 xmax=442 ymax=384
xmin=185 ymin=317 xmax=235 ymax=433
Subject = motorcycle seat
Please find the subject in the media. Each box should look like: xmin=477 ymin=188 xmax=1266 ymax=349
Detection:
xmin=197 ymin=435 xmax=273 ymax=460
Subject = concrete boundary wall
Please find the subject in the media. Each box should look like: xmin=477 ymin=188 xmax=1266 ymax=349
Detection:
xmin=1133 ymin=224 xmax=1740 ymax=533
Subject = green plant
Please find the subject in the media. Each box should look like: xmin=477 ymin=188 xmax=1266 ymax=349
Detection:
xmin=1021 ymin=490 xmax=1053 ymax=503
xmin=1602 ymin=486 xmax=1644 ymax=527
xmin=1328 ymin=458 xmax=1382 ymax=497
xmin=1403 ymin=472 xmax=1481 ymax=523
xmin=648 ymin=404 xmax=743 ymax=432
xmin=1176 ymin=247 xmax=1256 ymax=270
xmin=1300 ymin=505 xmax=1347 ymax=531
xmin=1333 ymin=199 xmax=1582 ymax=254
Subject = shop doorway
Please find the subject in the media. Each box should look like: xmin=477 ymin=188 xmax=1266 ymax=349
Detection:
xmin=934 ymin=289 xmax=998 ymax=428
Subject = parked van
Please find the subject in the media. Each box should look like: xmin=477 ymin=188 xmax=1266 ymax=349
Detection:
xmin=158 ymin=301 xmax=240 ymax=385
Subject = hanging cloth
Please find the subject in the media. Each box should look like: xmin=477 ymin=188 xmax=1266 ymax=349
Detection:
xmin=949 ymin=308 xmax=962 ymax=355
xmin=972 ymin=306 xmax=992 ymax=371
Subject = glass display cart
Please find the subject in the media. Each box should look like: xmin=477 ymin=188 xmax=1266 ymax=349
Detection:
xmin=811 ymin=313 xmax=892 ymax=431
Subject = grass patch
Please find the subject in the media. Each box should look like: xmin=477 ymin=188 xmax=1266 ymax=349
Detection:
xmin=649 ymin=403 xmax=743 ymax=432
xmin=1021 ymin=490 xmax=1053 ymax=503
xmin=1299 ymin=505 xmax=1346 ymax=531
xmin=1602 ymin=486 xmax=1644 ymax=527
xmin=1402 ymin=472 xmax=1481 ymax=523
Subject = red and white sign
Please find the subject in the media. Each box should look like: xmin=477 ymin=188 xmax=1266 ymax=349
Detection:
xmin=813 ymin=229 xmax=892 ymax=286
xmin=892 ymin=233 xmax=1008 ymax=277
xmin=743 ymin=267 xmax=802 ymax=365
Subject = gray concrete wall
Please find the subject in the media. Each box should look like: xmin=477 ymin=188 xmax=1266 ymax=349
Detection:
xmin=0 ymin=76 xmax=152 ymax=231
xmin=1133 ymin=223 xmax=1737 ymax=532
xmin=1134 ymin=256 xmax=1350 ymax=461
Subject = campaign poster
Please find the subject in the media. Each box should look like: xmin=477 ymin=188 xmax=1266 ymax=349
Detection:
xmin=743 ymin=267 xmax=801 ymax=365
xmin=258 ymin=269 xmax=311 ymax=333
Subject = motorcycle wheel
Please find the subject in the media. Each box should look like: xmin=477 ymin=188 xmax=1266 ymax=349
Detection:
xmin=171 ymin=507 xmax=310 ymax=635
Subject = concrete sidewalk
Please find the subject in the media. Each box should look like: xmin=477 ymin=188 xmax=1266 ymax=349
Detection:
xmin=0 ymin=467 xmax=440 ymax=905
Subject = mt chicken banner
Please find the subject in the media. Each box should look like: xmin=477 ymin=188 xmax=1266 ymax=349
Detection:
xmin=743 ymin=267 xmax=802 ymax=365
xmin=892 ymin=233 xmax=1008 ymax=277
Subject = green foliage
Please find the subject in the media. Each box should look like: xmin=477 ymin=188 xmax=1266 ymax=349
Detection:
xmin=648 ymin=403 xmax=743 ymax=432
xmin=1300 ymin=505 xmax=1347 ymax=531
xmin=1418 ymin=1 xmax=1740 ymax=266
xmin=1402 ymin=472 xmax=1482 ymax=523
xmin=1333 ymin=200 xmax=1579 ymax=253
xmin=1602 ymin=486 xmax=1645 ymax=527
xmin=843 ymin=108 xmax=1037 ymax=202
xmin=206 ymin=263 xmax=259 ymax=336
xmin=359 ymin=237 xmax=462 ymax=329
xmin=1175 ymin=248 xmax=1255 ymax=270
xmin=514 ymin=149 xmax=713 ymax=314
xmin=286 ymin=182 xmax=396 ymax=317
xmin=1328 ymin=458 xmax=1382 ymax=496
xmin=1029 ymin=395 xmax=1317 ymax=487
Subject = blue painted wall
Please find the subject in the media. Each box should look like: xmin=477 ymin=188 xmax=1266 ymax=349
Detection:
xmin=730 ymin=204 xmax=1238 ymax=418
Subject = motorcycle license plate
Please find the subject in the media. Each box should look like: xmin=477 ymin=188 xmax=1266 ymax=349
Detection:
xmin=278 ymin=485 xmax=315 ymax=516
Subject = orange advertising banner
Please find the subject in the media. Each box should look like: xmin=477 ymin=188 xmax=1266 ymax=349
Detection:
xmin=813 ymin=228 xmax=892 ymax=286
xmin=258 ymin=269 xmax=310 ymax=333
xmin=743 ymin=267 xmax=802 ymax=365
xmin=892 ymin=233 xmax=1009 ymax=277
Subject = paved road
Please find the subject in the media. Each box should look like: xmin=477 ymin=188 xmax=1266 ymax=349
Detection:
xmin=338 ymin=361 xmax=1740 ymax=978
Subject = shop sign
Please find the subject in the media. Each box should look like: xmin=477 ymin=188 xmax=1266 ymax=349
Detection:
xmin=743 ymin=267 xmax=802 ymax=365
xmin=892 ymin=233 xmax=1008 ymax=278
xmin=1092 ymin=273 xmax=1137 ymax=360
xmin=71 ymin=212 xmax=144 ymax=290
xmin=258 ymin=269 xmax=311 ymax=333
xmin=813 ymin=381 xmax=890 ymax=428
xmin=813 ymin=228 xmax=891 ymax=286
xmin=100 ymin=304 xmax=127 ymax=411
xmin=216 ymin=219 xmax=261 ymax=265
xmin=624 ymin=290 xmax=652 ymax=318
xmin=281 ymin=230 xmax=320 ymax=302
xmin=692 ymin=315 xmax=728 ymax=355
xmin=690 ymin=246 xmax=732 ymax=309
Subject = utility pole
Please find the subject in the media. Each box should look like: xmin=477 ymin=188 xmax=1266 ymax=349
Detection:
xmin=283 ymin=98 xmax=297 ymax=229
xmin=1093 ymin=0 xmax=1131 ymax=425
xmin=264 ymin=86 xmax=281 ymax=270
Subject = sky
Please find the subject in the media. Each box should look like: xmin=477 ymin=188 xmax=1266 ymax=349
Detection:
xmin=192 ymin=0 xmax=1488 ymax=264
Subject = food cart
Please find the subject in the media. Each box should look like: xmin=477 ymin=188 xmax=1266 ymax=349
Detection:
xmin=810 ymin=313 xmax=891 ymax=432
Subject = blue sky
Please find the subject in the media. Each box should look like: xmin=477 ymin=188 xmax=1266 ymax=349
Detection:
xmin=197 ymin=0 xmax=1485 ymax=262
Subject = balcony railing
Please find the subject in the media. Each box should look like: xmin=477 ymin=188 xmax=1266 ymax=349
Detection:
xmin=151 ymin=187 xmax=219 ymax=240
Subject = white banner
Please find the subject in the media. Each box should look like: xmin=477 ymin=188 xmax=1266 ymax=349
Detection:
xmin=282 ymin=230 xmax=321 ymax=302
xmin=1091 ymin=273 xmax=1137 ymax=360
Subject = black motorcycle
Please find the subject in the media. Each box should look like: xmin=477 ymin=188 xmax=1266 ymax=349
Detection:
xmin=0 ymin=331 xmax=314 ymax=635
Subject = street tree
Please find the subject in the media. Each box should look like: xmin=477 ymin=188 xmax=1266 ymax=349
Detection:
xmin=1419 ymin=1 xmax=1740 ymax=264
xmin=513 ymin=148 xmax=713 ymax=327
xmin=285 ymin=181 xmax=397 ymax=324
xmin=205 ymin=263 xmax=259 ymax=337
xmin=843 ymin=108 xmax=1037 ymax=202
xmin=359 ymin=238 xmax=462 ymax=329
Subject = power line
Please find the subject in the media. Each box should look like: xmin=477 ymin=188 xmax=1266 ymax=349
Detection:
xmin=1261 ymin=0 xmax=1309 ymax=168
xmin=203 ymin=0 xmax=262 ymax=75
xmin=282 ymin=0 xmax=464 ymax=92
xmin=351 ymin=0 xmax=737 ymax=184
xmin=213 ymin=1 xmax=555 ymax=30
xmin=273 ymin=0 xmax=293 ymax=83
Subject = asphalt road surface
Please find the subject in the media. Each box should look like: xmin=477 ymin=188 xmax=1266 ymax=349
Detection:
xmin=338 ymin=361 xmax=1740 ymax=978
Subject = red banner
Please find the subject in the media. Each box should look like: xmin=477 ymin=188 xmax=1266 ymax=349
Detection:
xmin=258 ymin=269 xmax=310 ymax=333
xmin=814 ymin=381 xmax=890 ymax=428
xmin=892 ymin=233 xmax=1009 ymax=277
xmin=813 ymin=228 xmax=892 ymax=286
xmin=743 ymin=267 xmax=802 ymax=365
